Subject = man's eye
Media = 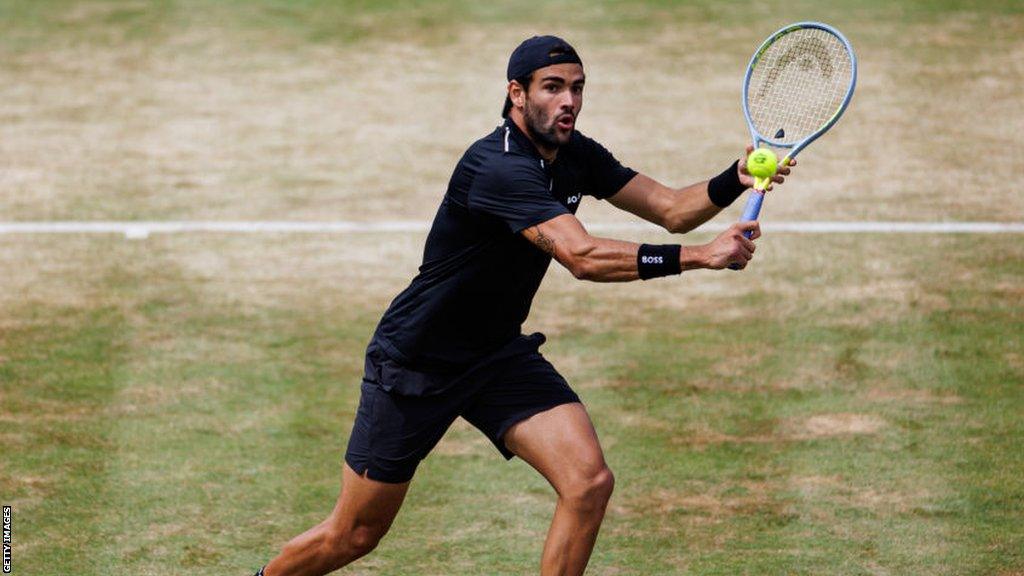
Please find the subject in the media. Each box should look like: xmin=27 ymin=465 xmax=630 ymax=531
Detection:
xmin=545 ymin=85 xmax=558 ymax=92
xmin=572 ymin=86 xmax=584 ymax=94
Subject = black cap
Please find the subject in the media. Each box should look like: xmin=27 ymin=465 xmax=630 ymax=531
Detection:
xmin=502 ymin=35 xmax=583 ymax=117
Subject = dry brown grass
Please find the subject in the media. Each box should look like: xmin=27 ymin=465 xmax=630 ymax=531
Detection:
xmin=799 ymin=413 xmax=885 ymax=437
xmin=671 ymin=412 xmax=885 ymax=448
xmin=1 ymin=9 xmax=1021 ymax=224
xmin=611 ymin=480 xmax=777 ymax=522
xmin=865 ymin=387 xmax=963 ymax=405
xmin=791 ymin=474 xmax=936 ymax=516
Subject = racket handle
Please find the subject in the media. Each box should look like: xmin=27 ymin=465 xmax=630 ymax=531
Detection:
xmin=738 ymin=190 xmax=764 ymax=238
xmin=727 ymin=190 xmax=764 ymax=270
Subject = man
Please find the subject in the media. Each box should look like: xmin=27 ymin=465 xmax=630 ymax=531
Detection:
xmin=254 ymin=35 xmax=792 ymax=576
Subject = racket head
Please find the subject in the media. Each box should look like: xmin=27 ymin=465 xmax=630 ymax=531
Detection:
xmin=742 ymin=22 xmax=857 ymax=159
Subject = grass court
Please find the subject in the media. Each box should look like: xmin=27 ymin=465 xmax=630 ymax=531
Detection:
xmin=1 ymin=1 xmax=1022 ymax=574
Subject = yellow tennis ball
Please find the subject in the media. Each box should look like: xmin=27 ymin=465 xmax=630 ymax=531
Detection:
xmin=746 ymin=148 xmax=778 ymax=179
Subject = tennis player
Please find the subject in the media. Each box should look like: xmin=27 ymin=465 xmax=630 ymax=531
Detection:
xmin=253 ymin=35 xmax=792 ymax=576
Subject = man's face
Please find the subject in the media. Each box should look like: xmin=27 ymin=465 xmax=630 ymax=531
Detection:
xmin=516 ymin=63 xmax=585 ymax=149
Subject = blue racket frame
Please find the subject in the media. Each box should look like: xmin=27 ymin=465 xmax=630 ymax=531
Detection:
xmin=737 ymin=21 xmax=858 ymax=231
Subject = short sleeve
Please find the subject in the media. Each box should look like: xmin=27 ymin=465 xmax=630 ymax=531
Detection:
xmin=468 ymin=158 xmax=570 ymax=233
xmin=576 ymin=134 xmax=637 ymax=200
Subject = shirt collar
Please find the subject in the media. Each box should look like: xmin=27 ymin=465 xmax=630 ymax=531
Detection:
xmin=502 ymin=117 xmax=545 ymax=162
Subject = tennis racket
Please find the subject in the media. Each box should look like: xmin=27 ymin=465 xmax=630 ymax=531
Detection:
xmin=735 ymin=21 xmax=858 ymax=239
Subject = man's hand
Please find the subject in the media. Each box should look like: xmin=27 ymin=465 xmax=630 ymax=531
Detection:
xmin=683 ymin=221 xmax=761 ymax=270
xmin=737 ymin=144 xmax=795 ymax=191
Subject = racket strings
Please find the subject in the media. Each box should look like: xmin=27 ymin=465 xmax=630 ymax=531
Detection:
xmin=747 ymin=27 xmax=853 ymax=145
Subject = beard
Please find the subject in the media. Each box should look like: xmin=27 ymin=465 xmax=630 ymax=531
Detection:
xmin=523 ymin=99 xmax=572 ymax=149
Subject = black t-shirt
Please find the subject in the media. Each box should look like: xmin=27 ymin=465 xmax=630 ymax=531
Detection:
xmin=372 ymin=118 xmax=637 ymax=372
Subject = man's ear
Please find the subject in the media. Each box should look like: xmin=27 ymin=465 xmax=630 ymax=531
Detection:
xmin=509 ymin=81 xmax=525 ymax=109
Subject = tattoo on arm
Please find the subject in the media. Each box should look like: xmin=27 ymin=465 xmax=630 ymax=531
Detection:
xmin=530 ymin=226 xmax=556 ymax=255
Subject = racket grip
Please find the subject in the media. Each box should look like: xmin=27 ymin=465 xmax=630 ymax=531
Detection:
xmin=727 ymin=191 xmax=764 ymax=270
xmin=738 ymin=190 xmax=764 ymax=239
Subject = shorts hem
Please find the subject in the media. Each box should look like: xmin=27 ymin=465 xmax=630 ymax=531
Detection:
xmin=344 ymin=455 xmax=416 ymax=484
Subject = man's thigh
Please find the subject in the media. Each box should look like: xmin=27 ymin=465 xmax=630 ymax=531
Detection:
xmin=329 ymin=462 xmax=411 ymax=534
xmin=500 ymin=402 xmax=609 ymax=489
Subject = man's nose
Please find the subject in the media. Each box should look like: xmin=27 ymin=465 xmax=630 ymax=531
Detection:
xmin=558 ymin=90 xmax=574 ymax=110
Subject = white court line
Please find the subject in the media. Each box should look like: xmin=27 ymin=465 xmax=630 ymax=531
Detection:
xmin=0 ymin=221 xmax=1022 ymax=239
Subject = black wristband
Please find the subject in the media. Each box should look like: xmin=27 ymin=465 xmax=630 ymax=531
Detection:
xmin=707 ymin=159 xmax=747 ymax=208
xmin=637 ymin=244 xmax=682 ymax=280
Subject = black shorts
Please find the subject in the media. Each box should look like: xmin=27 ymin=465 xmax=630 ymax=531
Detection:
xmin=344 ymin=333 xmax=580 ymax=483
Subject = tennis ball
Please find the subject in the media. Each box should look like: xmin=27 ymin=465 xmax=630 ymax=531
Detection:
xmin=746 ymin=148 xmax=778 ymax=179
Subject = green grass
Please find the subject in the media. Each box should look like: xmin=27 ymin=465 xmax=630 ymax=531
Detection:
xmin=2 ymin=232 xmax=1021 ymax=575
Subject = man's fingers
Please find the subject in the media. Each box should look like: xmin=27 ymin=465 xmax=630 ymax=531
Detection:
xmin=735 ymin=220 xmax=760 ymax=236
xmin=739 ymin=236 xmax=756 ymax=252
xmin=732 ymin=220 xmax=761 ymax=240
xmin=738 ymin=144 xmax=755 ymax=175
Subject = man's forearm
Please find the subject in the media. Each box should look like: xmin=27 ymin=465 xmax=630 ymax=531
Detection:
xmin=523 ymin=215 xmax=756 ymax=281
xmin=557 ymin=235 xmax=641 ymax=282
xmin=563 ymin=236 xmax=707 ymax=282
xmin=521 ymin=213 xmax=758 ymax=283
xmin=663 ymin=181 xmax=726 ymax=234
xmin=607 ymin=161 xmax=748 ymax=235
xmin=665 ymin=161 xmax=748 ymax=233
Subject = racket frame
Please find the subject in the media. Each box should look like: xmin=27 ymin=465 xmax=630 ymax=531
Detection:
xmin=736 ymin=21 xmax=858 ymax=242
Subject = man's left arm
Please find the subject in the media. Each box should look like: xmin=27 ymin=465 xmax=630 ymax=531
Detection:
xmin=607 ymin=145 xmax=794 ymax=233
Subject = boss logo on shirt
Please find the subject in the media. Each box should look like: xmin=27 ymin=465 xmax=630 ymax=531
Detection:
xmin=641 ymin=255 xmax=664 ymax=264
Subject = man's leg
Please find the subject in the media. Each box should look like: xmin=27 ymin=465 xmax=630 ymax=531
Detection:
xmin=503 ymin=402 xmax=615 ymax=576
xmin=262 ymin=464 xmax=410 ymax=576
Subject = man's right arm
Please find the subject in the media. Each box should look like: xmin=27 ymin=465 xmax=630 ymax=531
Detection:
xmin=606 ymin=146 xmax=794 ymax=234
xmin=521 ymin=213 xmax=761 ymax=282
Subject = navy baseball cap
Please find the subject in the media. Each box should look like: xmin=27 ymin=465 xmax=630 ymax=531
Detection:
xmin=502 ymin=35 xmax=583 ymax=117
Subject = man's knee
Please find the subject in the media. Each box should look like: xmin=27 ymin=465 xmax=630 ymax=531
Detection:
xmin=324 ymin=523 xmax=387 ymax=566
xmin=562 ymin=465 xmax=615 ymax=512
